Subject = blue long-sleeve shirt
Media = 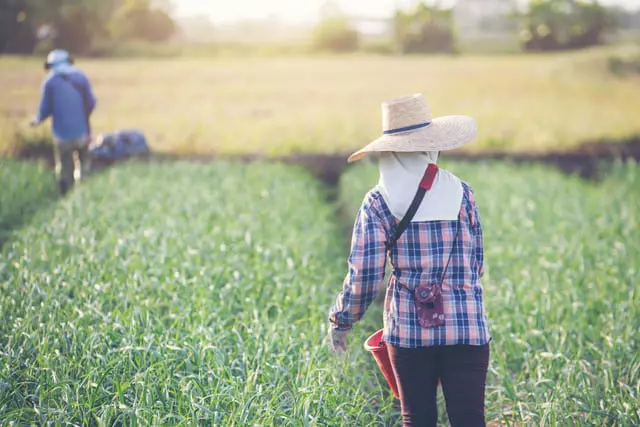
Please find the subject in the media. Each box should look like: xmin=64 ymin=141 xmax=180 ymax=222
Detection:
xmin=37 ymin=68 xmax=97 ymax=142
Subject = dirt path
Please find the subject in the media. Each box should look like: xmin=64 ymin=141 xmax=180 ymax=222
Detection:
xmin=12 ymin=136 xmax=640 ymax=186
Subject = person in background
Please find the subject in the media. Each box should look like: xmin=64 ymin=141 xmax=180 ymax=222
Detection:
xmin=328 ymin=94 xmax=491 ymax=426
xmin=30 ymin=49 xmax=97 ymax=195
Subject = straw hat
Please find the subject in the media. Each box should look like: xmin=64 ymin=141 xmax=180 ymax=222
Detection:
xmin=348 ymin=94 xmax=477 ymax=163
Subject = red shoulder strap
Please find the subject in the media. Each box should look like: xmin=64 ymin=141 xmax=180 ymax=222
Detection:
xmin=419 ymin=164 xmax=439 ymax=191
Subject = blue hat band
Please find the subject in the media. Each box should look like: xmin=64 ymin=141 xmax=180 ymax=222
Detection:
xmin=383 ymin=122 xmax=431 ymax=135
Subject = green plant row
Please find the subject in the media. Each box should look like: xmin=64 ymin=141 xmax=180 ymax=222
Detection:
xmin=0 ymin=160 xmax=57 ymax=245
xmin=0 ymin=161 xmax=394 ymax=425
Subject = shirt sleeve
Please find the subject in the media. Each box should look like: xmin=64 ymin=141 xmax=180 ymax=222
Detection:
xmin=329 ymin=194 xmax=388 ymax=331
xmin=468 ymin=189 xmax=485 ymax=278
xmin=37 ymin=79 xmax=53 ymax=122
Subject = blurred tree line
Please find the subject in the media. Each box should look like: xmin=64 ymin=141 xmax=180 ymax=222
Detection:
xmin=312 ymin=2 xmax=457 ymax=54
xmin=1 ymin=0 xmax=635 ymax=56
xmin=393 ymin=3 xmax=457 ymax=54
xmin=313 ymin=0 xmax=631 ymax=54
xmin=0 ymin=0 xmax=176 ymax=55
xmin=518 ymin=0 xmax=616 ymax=51
xmin=312 ymin=16 xmax=359 ymax=52
xmin=608 ymin=6 xmax=640 ymax=31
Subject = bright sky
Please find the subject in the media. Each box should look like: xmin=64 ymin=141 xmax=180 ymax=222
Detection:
xmin=174 ymin=0 xmax=637 ymax=23
xmin=174 ymin=0 xmax=416 ymax=22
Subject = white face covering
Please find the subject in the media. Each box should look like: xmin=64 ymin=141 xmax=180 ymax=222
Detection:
xmin=376 ymin=151 xmax=463 ymax=222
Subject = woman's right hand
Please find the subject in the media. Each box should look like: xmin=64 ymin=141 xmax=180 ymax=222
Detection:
xmin=330 ymin=328 xmax=350 ymax=354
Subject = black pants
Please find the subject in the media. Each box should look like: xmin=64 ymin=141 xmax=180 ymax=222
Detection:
xmin=388 ymin=343 xmax=490 ymax=427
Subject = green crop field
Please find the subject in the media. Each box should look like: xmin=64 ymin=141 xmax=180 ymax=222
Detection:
xmin=0 ymin=161 xmax=399 ymax=425
xmin=1 ymin=157 xmax=638 ymax=425
xmin=0 ymin=160 xmax=57 ymax=245
xmin=1 ymin=45 xmax=639 ymax=157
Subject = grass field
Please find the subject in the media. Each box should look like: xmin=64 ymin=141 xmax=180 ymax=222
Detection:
xmin=1 ymin=158 xmax=638 ymax=425
xmin=0 ymin=161 xmax=399 ymax=425
xmin=1 ymin=45 xmax=639 ymax=157
xmin=0 ymin=160 xmax=57 ymax=245
xmin=1 ymin=40 xmax=639 ymax=426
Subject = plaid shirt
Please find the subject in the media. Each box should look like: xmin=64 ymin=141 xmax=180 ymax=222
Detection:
xmin=329 ymin=181 xmax=490 ymax=348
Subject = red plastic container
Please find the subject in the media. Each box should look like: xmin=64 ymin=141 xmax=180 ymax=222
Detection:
xmin=364 ymin=329 xmax=400 ymax=399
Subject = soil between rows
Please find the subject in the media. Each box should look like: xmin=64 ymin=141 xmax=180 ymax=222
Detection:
xmin=13 ymin=136 xmax=640 ymax=187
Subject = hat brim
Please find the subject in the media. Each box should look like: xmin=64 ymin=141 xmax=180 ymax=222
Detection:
xmin=348 ymin=115 xmax=477 ymax=163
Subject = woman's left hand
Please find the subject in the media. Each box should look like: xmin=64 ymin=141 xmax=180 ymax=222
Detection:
xmin=330 ymin=328 xmax=350 ymax=354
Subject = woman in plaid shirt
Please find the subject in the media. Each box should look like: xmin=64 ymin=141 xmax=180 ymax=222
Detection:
xmin=329 ymin=94 xmax=491 ymax=426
